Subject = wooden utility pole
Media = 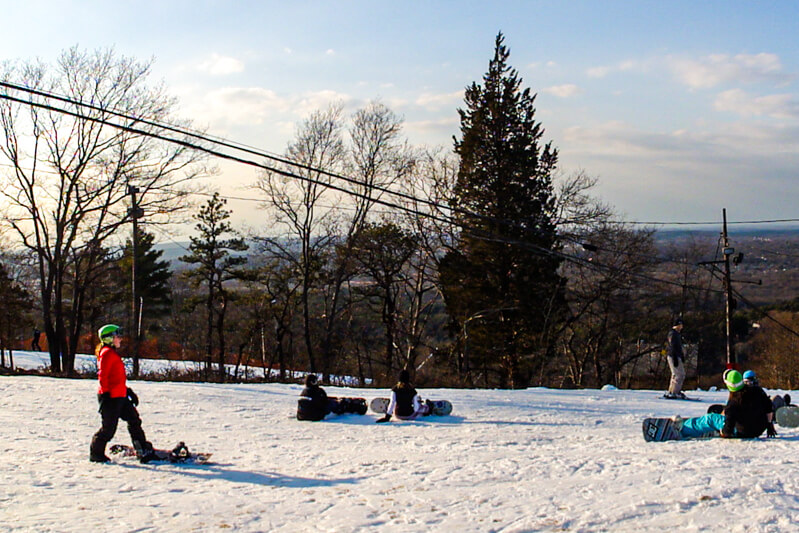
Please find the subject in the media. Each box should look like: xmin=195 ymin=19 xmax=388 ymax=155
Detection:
xmin=128 ymin=185 xmax=143 ymax=377
xmin=721 ymin=208 xmax=736 ymax=368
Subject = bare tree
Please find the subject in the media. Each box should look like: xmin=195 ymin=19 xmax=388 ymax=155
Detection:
xmin=395 ymin=148 xmax=459 ymax=377
xmin=254 ymin=100 xmax=414 ymax=381
xmin=316 ymin=101 xmax=415 ymax=380
xmin=0 ymin=47 xmax=207 ymax=374
xmin=253 ymin=103 xmax=346 ymax=374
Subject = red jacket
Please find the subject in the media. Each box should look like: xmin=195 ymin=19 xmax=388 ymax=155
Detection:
xmin=97 ymin=345 xmax=127 ymax=398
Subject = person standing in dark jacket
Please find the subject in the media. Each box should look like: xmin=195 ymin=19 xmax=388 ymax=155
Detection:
xmin=297 ymin=374 xmax=332 ymax=421
xmin=376 ymin=369 xmax=431 ymax=423
xmin=89 ymin=324 xmax=156 ymax=463
xmin=664 ymin=318 xmax=686 ymax=399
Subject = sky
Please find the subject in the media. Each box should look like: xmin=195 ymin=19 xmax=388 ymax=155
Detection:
xmin=2 ymin=0 xmax=799 ymax=237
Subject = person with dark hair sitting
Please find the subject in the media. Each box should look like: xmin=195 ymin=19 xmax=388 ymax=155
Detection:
xmin=675 ymin=369 xmax=776 ymax=439
xmin=297 ymin=374 xmax=330 ymax=421
xmin=296 ymin=374 xmax=367 ymax=420
xmin=376 ymin=369 xmax=432 ymax=423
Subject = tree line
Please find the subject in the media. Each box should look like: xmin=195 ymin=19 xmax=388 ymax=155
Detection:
xmin=1 ymin=36 xmax=796 ymax=389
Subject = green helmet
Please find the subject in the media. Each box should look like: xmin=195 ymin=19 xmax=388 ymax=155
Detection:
xmin=723 ymin=369 xmax=744 ymax=392
xmin=98 ymin=324 xmax=121 ymax=344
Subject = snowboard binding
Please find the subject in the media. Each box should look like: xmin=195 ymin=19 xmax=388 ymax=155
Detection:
xmin=169 ymin=441 xmax=191 ymax=462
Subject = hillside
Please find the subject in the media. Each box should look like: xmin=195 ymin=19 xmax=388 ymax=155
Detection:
xmin=655 ymin=227 xmax=799 ymax=306
xmin=2 ymin=370 xmax=798 ymax=531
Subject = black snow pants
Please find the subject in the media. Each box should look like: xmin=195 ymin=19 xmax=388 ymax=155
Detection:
xmin=90 ymin=396 xmax=150 ymax=457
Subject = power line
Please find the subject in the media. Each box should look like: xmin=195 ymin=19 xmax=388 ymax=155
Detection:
xmin=6 ymin=80 xmax=797 ymax=241
xmin=600 ymin=218 xmax=799 ymax=226
xmin=0 ymin=87 xmax=744 ymax=295
xmin=0 ymin=80 xmax=459 ymax=222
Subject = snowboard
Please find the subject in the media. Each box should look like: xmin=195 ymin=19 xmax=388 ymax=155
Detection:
xmin=661 ymin=394 xmax=701 ymax=402
xmin=369 ymin=397 xmax=453 ymax=416
xmin=328 ymin=396 xmax=368 ymax=415
xmin=642 ymin=417 xmax=682 ymax=442
xmin=109 ymin=442 xmax=212 ymax=464
xmin=775 ymin=405 xmax=799 ymax=428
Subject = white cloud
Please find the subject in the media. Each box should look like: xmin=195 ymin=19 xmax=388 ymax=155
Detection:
xmin=668 ymin=53 xmax=790 ymax=89
xmin=586 ymin=66 xmax=611 ymax=78
xmin=196 ymin=53 xmax=244 ymax=76
xmin=325 ymin=49 xmax=335 ymax=56
xmin=415 ymin=90 xmax=464 ymax=110
xmin=714 ymin=89 xmax=799 ymax=119
xmin=182 ymin=87 xmax=351 ymax=127
xmin=543 ymin=84 xmax=581 ymax=98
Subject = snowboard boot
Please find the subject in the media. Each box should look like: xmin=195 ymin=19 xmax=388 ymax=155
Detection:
xmin=670 ymin=415 xmax=684 ymax=432
xmin=424 ymin=399 xmax=434 ymax=416
xmin=134 ymin=440 xmax=157 ymax=464
xmin=90 ymin=436 xmax=110 ymax=463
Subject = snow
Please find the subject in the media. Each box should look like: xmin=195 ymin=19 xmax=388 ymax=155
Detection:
xmin=3 ymin=351 xmax=799 ymax=532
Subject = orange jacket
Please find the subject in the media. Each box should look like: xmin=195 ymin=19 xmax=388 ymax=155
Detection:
xmin=97 ymin=345 xmax=127 ymax=398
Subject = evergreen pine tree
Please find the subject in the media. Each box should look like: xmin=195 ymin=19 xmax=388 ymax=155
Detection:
xmin=118 ymin=228 xmax=173 ymax=333
xmin=440 ymin=33 xmax=565 ymax=388
xmin=180 ymin=193 xmax=248 ymax=381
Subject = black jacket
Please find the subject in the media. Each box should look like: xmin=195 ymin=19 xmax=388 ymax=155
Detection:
xmin=297 ymin=384 xmax=329 ymax=421
xmin=391 ymin=383 xmax=418 ymax=417
xmin=723 ymin=386 xmax=773 ymax=438
xmin=667 ymin=328 xmax=683 ymax=363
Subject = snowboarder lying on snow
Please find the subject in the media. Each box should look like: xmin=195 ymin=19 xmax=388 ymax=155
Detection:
xmin=376 ymin=369 xmax=432 ymax=423
xmin=772 ymin=393 xmax=794 ymax=411
xmin=674 ymin=369 xmax=776 ymax=439
xmin=90 ymin=324 xmax=156 ymax=463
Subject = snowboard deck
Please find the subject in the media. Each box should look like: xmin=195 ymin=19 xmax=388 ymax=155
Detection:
xmin=776 ymin=405 xmax=799 ymax=428
xmin=109 ymin=443 xmax=213 ymax=464
xmin=369 ymin=397 xmax=452 ymax=416
xmin=369 ymin=397 xmax=390 ymax=415
xmin=643 ymin=417 xmax=682 ymax=442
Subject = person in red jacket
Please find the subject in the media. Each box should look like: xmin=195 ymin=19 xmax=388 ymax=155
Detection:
xmin=89 ymin=324 xmax=156 ymax=463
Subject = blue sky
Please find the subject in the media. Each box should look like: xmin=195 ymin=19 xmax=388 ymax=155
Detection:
xmin=3 ymin=1 xmax=799 ymax=232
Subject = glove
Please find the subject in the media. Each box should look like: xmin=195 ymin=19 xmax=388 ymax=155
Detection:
xmin=127 ymin=387 xmax=139 ymax=407
xmin=376 ymin=415 xmax=391 ymax=423
xmin=767 ymin=422 xmax=777 ymax=438
xmin=97 ymin=392 xmax=111 ymax=413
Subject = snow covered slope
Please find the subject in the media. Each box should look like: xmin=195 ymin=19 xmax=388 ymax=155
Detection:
xmin=2 ymin=374 xmax=798 ymax=532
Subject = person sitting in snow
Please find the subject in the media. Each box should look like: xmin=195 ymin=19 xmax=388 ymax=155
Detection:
xmin=376 ymin=369 xmax=432 ymax=423
xmin=90 ymin=324 xmax=156 ymax=463
xmin=741 ymin=369 xmax=793 ymax=413
xmin=297 ymin=374 xmax=331 ymax=421
xmin=675 ymin=369 xmax=775 ymax=439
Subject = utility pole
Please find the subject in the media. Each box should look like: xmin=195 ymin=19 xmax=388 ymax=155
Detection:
xmin=128 ymin=184 xmax=144 ymax=377
xmin=721 ymin=208 xmax=737 ymax=368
